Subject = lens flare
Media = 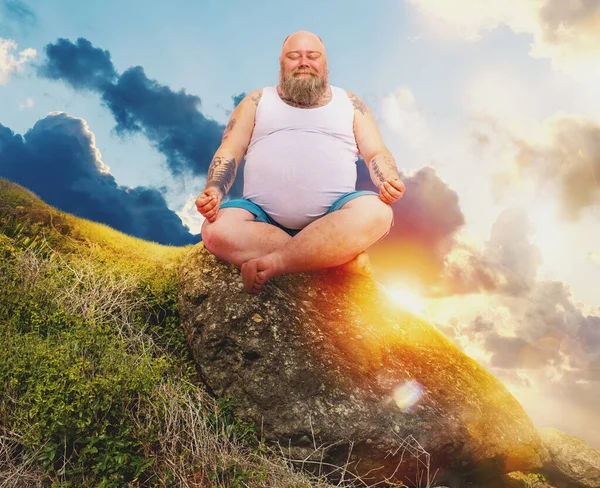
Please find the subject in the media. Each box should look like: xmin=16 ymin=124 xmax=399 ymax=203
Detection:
xmin=392 ymin=379 xmax=424 ymax=411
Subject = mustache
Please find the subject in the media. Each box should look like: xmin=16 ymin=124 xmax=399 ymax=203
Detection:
xmin=292 ymin=69 xmax=318 ymax=75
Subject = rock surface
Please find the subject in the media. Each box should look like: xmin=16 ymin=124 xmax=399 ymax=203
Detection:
xmin=538 ymin=428 xmax=600 ymax=488
xmin=179 ymin=246 xmax=549 ymax=487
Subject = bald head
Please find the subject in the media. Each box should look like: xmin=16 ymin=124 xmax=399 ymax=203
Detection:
xmin=280 ymin=30 xmax=326 ymax=59
xmin=278 ymin=30 xmax=329 ymax=106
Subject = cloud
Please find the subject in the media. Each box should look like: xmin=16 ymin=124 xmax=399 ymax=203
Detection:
xmin=0 ymin=0 xmax=36 ymax=33
xmin=476 ymin=112 xmax=600 ymax=220
xmin=440 ymin=262 xmax=600 ymax=445
xmin=426 ymin=206 xmax=544 ymax=298
xmin=1 ymin=0 xmax=35 ymax=22
xmin=0 ymin=37 xmax=36 ymax=86
xmin=38 ymin=38 xmax=235 ymax=192
xmin=513 ymin=114 xmax=600 ymax=220
xmin=356 ymin=163 xmax=503 ymax=294
xmin=483 ymin=207 xmax=542 ymax=294
xmin=481 ymin=284 xmax=600 ymax=446
xmin=38 ymin=38 xmax=118 ymax=91
xmin=232 ymin=92 xmax=245 ymax=110
xmin=176 ymin=194 xmax=206 ymax=236
xmin=0 ymin=113 xmax=198 ymax=245
xmin=381 ymin=87 xmax=429 ymax=149
xmin=408 ymin=0 xmax=600 ymax=75
xmin=358 ymin=162 xmax=539 ymax=297
xmin=17 ymin=97 xmax=34 ymax=110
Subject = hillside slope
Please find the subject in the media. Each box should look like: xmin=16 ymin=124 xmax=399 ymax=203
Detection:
xmin=0 ymin=178 xmax=336 ymax=488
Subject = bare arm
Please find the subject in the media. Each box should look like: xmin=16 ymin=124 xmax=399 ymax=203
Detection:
xmin=196 ymin=89 xmax=262 ymax=221
xmin=204 ymin=89 xmax=263 ymax=197
xmin=346 ymin=90 xmax=405 ymax=204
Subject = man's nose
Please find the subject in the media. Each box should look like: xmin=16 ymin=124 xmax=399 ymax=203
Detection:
xmin=298 ymin=54 xmax=314 ymax=65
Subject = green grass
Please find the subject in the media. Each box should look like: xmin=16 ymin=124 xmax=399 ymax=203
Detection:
xmin=0 ymin=178 xmax=343 ymax=487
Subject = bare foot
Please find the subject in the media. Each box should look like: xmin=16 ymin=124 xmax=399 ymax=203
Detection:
xmin=333 ymin=251 xmax=372 ymax=277
xmin=241 ymin=254 xmax=279 ymax=294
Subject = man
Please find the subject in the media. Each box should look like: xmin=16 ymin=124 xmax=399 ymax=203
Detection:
xmin=196 ymin=30 xmax=405 ymax=294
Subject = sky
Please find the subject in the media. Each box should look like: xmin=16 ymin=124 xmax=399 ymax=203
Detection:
xmin=1 ymin=0 xmax=599 ymax=448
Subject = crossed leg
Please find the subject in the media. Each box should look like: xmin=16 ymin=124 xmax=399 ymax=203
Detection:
xmin=201 ymin=208 xmax=292 ymax=266
xmin=239 ymin=196 xmax=392 ymax=293
xmin=202 ymin=195 xmax=393 ymax=294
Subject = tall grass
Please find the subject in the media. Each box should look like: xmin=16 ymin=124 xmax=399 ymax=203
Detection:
xmin=0 ymin=178 xmax=436 ymax=487
xmin=0 ymin=235 xmax=343 ymax=487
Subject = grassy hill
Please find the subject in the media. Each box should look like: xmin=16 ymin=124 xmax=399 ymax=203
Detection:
xmin=0 ymin=178 xmax=335 ymax=488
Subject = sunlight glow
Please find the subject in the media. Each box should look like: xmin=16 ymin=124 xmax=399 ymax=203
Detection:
xmin=382 ymin=284 xmax=427 ymax=317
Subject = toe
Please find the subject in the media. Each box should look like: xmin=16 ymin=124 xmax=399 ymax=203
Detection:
xmin=242 ymin=260 xmax=259 ymax=293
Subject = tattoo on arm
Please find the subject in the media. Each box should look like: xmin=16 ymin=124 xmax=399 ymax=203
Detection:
xmin=369 ymin=154 xmax=398 ymax=184
xmin=347 ymin=91 xmax=368 ymax=115
xmin=222 ymin=118 xmax=236 ymax=142
xmin=206 ymin=156 xmax=237 ymax=196
xmin=250 ymin=90 xmax=262 ymax=107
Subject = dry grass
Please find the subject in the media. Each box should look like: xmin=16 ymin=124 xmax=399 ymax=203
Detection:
xmin=0 ymin=429 xmax=45 ymax=488
xmin=0 ymin=179 xmax=438 ymax=487
xmin=133 ymin=382 xmax=436 ymax=488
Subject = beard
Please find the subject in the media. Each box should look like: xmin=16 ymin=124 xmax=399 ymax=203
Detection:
xmin=279 ymin=66 xmax=329 ymax=106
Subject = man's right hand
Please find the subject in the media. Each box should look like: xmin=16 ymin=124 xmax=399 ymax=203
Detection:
xmin=195 ymin=187 xmax=223 ymax=223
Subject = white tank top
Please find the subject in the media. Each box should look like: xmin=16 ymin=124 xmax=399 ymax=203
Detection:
xmin=243 ymin=85 xmax=359 ymax=229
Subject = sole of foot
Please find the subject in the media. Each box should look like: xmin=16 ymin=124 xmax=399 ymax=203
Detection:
xmin=332 ymin=251 xmax=372 ymax=277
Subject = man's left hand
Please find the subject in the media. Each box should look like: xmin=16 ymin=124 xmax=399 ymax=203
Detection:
xmin=379 ymin=177 xmax=405 ymax=204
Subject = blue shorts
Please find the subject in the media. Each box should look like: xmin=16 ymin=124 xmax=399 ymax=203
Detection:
xmin=219 ymin=190 xmax=385 ymax=237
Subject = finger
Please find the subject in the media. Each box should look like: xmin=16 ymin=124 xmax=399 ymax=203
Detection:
xmin=379 ymin=191 xmax=393 ymax=205
xmin=206 ymin=205 xmax=220 ymax=219
xmin=385 ymin=179 xmax=405 ymax=194
xmin=380 ymin=184 xmax=395 ymax=202
xmin=384 ymin=182 xmax=403 ymax=200
xmin=197 ymin=193 xmax=219 ymax=205
xmin=197 ymin=198 xmax=218 ymax=211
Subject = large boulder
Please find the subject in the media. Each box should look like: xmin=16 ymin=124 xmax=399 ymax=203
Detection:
xmin=179 ymin=246 xmax=548 ymax=487
xmin=538 ymin=428 xmax=600 ymax=488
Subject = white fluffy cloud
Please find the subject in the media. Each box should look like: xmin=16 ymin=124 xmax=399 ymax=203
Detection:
xmin=176 ymin=194 xmax=205 ymax=235
xmin=408 ymin=0 xmax=600 ymax=75
xmin=381 ymin=87 xmax=429 ymax=149
xmin=0 ymin=37 xmax=36 ymax=86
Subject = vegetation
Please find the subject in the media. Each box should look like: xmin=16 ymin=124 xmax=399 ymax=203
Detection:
xmin=1 ymin=179 xmax=453 ymax=487
xmin=0 ymin=179 xmax=345 ymax=487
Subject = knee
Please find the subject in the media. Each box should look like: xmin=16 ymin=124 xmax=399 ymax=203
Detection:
xmin=201 ymin=219 xmax=227 ymax=255
xmin=371 ymin=199 xmax=394 ymax=235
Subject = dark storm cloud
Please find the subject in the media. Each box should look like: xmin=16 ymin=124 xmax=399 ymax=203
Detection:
xmin=38 ymin=37 xmax=236 ymax=193
xmin=101 ymin=66 xmax=223 ymax=177
xmin=232 ymin=92 xmax=245 ymax=109
xmin=38 ymin=38 xmax=117 ymax=90
xmin=357 ymin=163 xmax=465 ymax=245
xmin=0 ymin=114 xmax=198 ymax=246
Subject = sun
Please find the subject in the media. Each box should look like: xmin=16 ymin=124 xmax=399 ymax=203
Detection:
xmin=381 ymin=284 xmax=427 ymax=317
